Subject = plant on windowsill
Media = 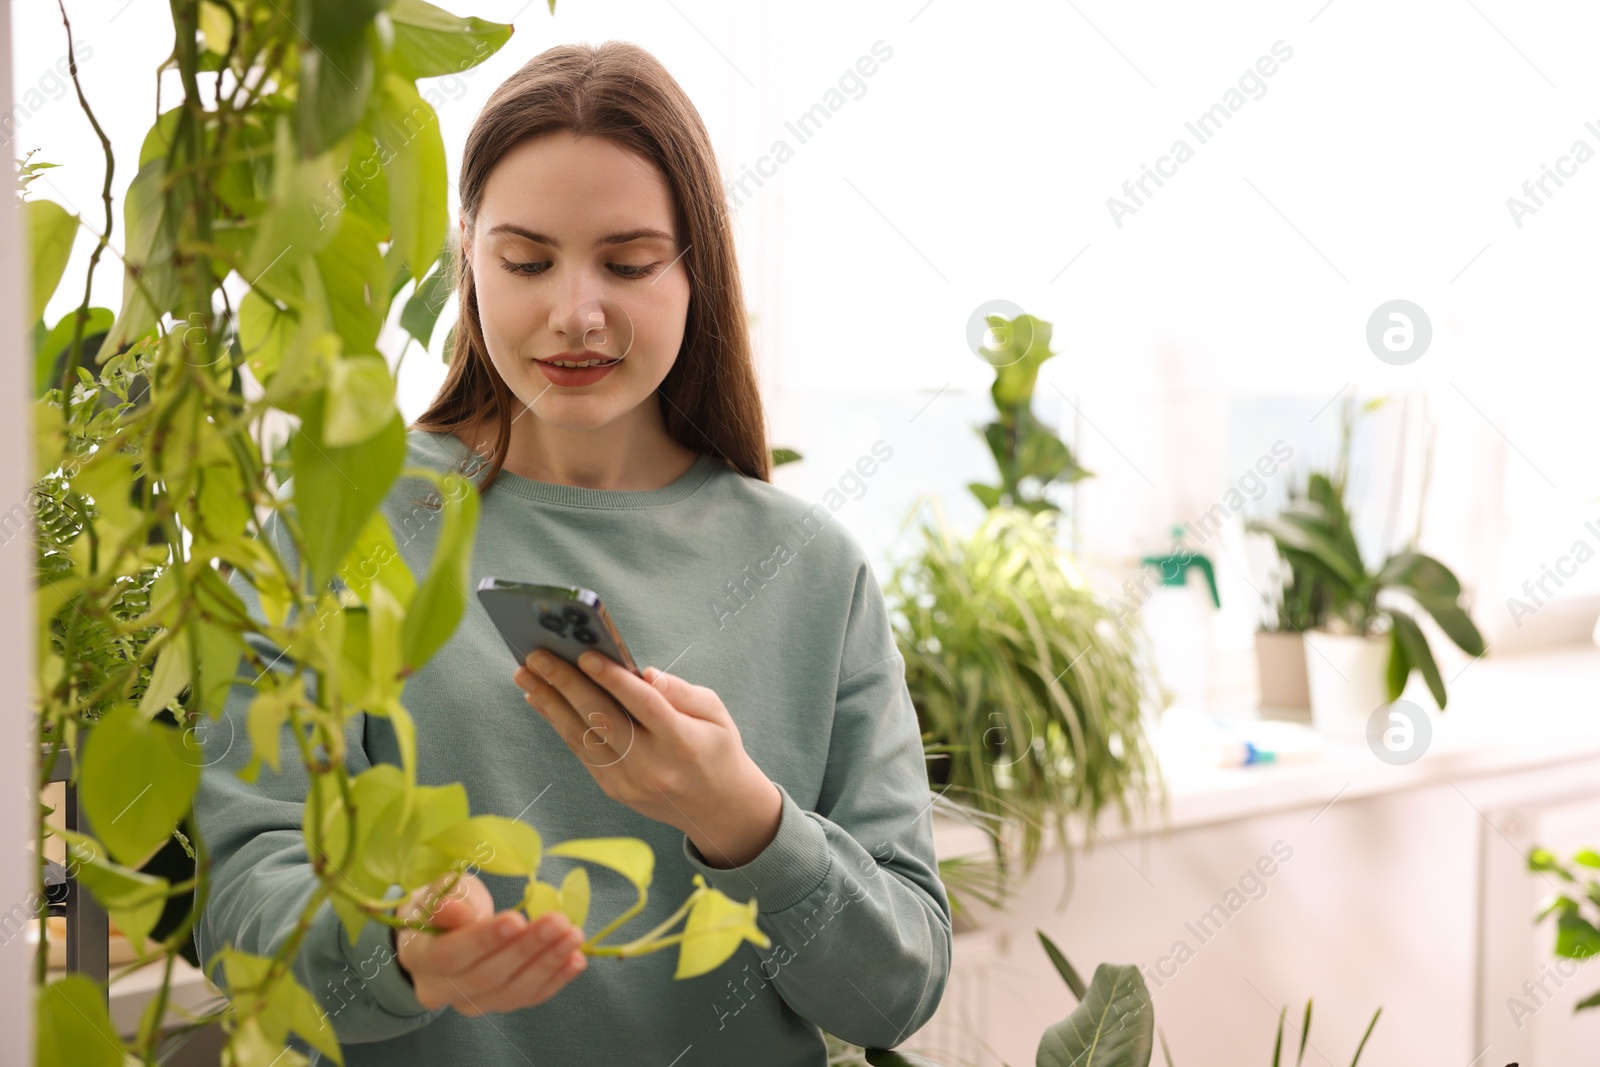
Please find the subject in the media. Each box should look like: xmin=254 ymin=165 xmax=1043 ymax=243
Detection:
xmin=1244 ymin=404 xmax=1485 ymax=735
xmin=1248 ymin=467 xmax=1331 ymax=718
xmin=884 ymin=312 xmax=1164 ymax=921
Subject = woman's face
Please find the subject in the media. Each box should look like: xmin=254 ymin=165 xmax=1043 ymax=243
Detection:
xmin=464 ymin=131 xmax=690 ymax=433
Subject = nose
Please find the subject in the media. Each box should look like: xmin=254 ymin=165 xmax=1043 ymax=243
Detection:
xmin=549 ymin=296 xmax=636 ymax=360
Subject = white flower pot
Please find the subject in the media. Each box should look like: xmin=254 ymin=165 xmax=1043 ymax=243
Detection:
xmin=1302 ymin=630 xmax=1391 ymax=737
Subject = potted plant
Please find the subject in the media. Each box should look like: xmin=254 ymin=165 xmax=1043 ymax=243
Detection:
xmin=1250 ymin=470 xmax=1328 ymax=719
xmin=884 ymin=312 xmax=1163 ymax=904
xmin=1245 ymin=464 xmax=1485 ymax=735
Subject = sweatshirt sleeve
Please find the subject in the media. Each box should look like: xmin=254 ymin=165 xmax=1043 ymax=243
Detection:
xmin=192 ymin=512 xmax=447 ymax=1046
xmin=679 ymin=555 xmax=953 ymax=1050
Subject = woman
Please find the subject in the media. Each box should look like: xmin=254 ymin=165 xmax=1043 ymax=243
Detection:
xmin=195 ymin=40 xmax=950 ymax=1067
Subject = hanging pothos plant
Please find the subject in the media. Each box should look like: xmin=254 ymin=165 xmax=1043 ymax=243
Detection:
xmin=27 ymin=3 xmax=766 ymax=1065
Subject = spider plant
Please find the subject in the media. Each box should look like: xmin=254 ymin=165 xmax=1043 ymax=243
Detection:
xmin=885 ymin=501 xmax=1165 ymax=877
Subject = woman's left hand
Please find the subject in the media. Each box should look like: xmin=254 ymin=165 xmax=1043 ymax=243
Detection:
xmin=513 ymin=649 xmax=783 ymax=869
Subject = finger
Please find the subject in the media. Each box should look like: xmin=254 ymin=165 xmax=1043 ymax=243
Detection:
xmin=577 ymin=652 xmax=695 ymax=729
xmin=397 ymin=871 xmax=489 ymax=969
xmin=505 ymin=932 xmax=589 ymax=1007
xmin=607 ymin=657 xmax=726 ymax=725
xmin=520 ymin=665 xmax=630 ymax=765
xmin=426 ymin=909 xmax=541 ymax=978
xmin=451 ymin=917 xmax=585 ymax=1010
xmin=425 ymin=873 xmax=493 ymax=929
xmin=468 ymin=922 xmax=587 ymax=1012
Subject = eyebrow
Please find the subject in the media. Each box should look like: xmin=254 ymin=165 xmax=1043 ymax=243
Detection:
xmin=484 ymin=224 xmax=676 ymax=249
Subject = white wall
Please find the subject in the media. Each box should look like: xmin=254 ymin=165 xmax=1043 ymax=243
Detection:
xmin=2 ymin=0 xmax=38 ymax=1053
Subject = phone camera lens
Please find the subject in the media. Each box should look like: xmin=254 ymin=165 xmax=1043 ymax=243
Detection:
xmin=561 ymin=606 xmax=587 ymax=626
xmin=538 ymin=613 xmax=566 ymax=634
xmin=572 ymin=628 xmax=599 ymax=645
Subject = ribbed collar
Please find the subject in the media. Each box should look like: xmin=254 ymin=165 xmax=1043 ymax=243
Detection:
xmin=413 ymin=429 xmax=721 ymax=510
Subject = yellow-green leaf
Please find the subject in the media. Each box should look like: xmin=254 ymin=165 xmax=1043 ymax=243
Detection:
xmin=522 ymin=879 xmax=561 ymax=921
xmin=425 ymin=815 xmax=541 ymax=876
xmin=339 ymin=508 xmax=416 ymax=609
xmin=559 ymin=865 xmax=590 ymax=931
xmin=324 ymin=355 xmax=396 ymax=448
xmin=37 ymin=975 xmax=127 ymax=1067
xmin=388 ymin=0 xmax=514 ymax=79
xmin=80 ymin=702 xmax=200 ymax=868
xmin=547 ymin=837 xmax=655 ymax=892
xmin=674 ymin=876 xmax=770 ymax=979
xmin=27 ymin=199 xmax=78 ymax=324
xmin=291 ymin=391 xmax=406 ymax=589
xmin=243 ymin=676 xmax=304 ymax=779
xmin=58 ymin=829 xmax=170 ymax=950
xmin=377 ymin=72 xmax=447 ymax=285
xmin=138 ymin=637 xmax=191 ymax=721
xmin=399 ymin=469 xmax=477 ymax=672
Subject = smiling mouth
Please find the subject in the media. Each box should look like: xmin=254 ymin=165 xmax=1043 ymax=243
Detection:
xmin=535 ymin=355 xmax=624 ymax=368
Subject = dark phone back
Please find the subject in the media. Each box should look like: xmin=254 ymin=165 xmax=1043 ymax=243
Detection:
xmin=476 ymin=577 xmax=643 ymax=677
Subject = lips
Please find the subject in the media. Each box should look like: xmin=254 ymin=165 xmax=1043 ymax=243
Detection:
xmin=536 ymin=352 xmax=623 ymax=368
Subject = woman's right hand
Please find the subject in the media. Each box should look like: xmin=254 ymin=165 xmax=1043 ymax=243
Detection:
xmin=393 ymin=871 xmax=588 ymax=1016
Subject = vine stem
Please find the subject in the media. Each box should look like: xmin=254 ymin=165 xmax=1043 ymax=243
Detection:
xmin=585 ymin=888 xmax=698 ymax=954
xmin=53 ymin=0 xmax=114 ymax=393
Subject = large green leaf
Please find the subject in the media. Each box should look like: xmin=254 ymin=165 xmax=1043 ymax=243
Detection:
xmin=104 ymin=159 xmax=182 ymax=354
xmin=986 ymin=313 xmax=1056 ymax=409
xmin=34 ymin=306 xmax=113 ymax=395
xmin=1556 ymin=910 xmax=1600 ymax=960
xmin=80 ymin=702 xmax=200 ymax=869
xmin=245 ymin=117 xmax=340 ymax=289
xmin=399 ymin=244 xmax=454 ymax=349
xmin=425 ymin=814 xmax=542 ymax=875
xmin=399 ymin=469 xmax=478 ymax=671
xmin=324 ymin=354 xmax=397 ymax=448
xmin=339 ymin=507 xmax=417 ymax=608
xmin=674 ymin=878 xmax=767 ymax=979
xmin=216 ymin=949 xmax=344 ymax=1064
xmin=1384 ymin=626 xmax=1409 ymax=703
xmin=57 ymin=829 xmax=171 ymax=949
xmin=388 ymin=0 xmax=514 ymax=79
xmin=37 ymin=975 xmax=127 ymax=1067
xmin=1036 ymin=963 xmax=1154 ymax=1067
xmin=377 ymin=71 xmax=448 ymax=285
xmin=291 ymin=392 xmax=407 ymax=589
xmin=547 ymin=837 xmax=656 ymax=893
xmin=1037 ymin=930 xmax=1088 ymax=1000
xmin=1250 ymin=511 xmax=1364 ymax=589
xmin=27 ymin=198 xmax=78 ymax=324
xmin=315 ymin=208 xmax=390 ymax=354
xmin=1413 ymin=600 xmax=1486 ymax=658
xmin=1388 ymin=610 xmax=1445 ymax=709
xmin=296 ymin=0 xmax=380 ymax=158
xmin=1375 ymin=551 xmax=1461 ymax=601
xmin=865 ymin=1051 xmax=945 ymax=1067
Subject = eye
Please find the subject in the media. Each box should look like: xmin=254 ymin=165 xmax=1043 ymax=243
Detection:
xmin=498 ymin=261 xmax=662 ymax=280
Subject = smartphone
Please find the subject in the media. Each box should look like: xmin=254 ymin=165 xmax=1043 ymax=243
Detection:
xmin=476 ymin=577 xmax=644 ymax=678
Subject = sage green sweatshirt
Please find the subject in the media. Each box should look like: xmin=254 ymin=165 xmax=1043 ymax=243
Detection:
xmin=193 ymin=428 xmax=951 ymax=1067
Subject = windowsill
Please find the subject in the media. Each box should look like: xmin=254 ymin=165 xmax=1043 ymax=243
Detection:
xmin=933 ymin=643 xmax=1600 ymax=857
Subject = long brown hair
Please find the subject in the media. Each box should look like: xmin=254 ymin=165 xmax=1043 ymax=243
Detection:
xmin=409 ymin=41 xmax=771 ymax=492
